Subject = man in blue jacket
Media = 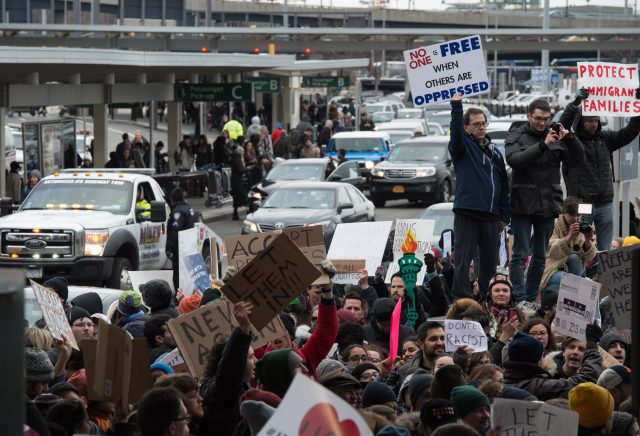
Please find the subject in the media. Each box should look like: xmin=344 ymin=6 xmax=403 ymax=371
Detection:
xmin=448 ymin=92 xmax=510 ymax=301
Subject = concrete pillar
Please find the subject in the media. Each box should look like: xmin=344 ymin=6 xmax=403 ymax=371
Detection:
xmin=27 ymin=72 xmax=39 ymax=85
xmin=290 ymin=75 xmax=301 ymax=129
xmin=69 ymin=73 xmax=81 ymax=85
xmin=93 ymin=104 xmax=109 ymax=167
xmin=0 ymin=107 xmax=5 ymax=196
xmin=272 ymin=92 xmax=280 ymax=132
xmin=282 ymin=77 xmax=292 ymax=131
xmin=167 ymin=101 xmax=181 ymax=172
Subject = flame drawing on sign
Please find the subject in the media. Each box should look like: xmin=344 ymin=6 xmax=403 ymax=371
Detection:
xmin=401 ymin=229 xmax=418 ymax=253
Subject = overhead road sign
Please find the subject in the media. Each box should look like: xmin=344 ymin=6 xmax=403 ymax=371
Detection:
xmin=302 ymin=76 xmax=350 ymax=88
xmin=246 ymin=76 xmax=281 ymax=93
xmin=175 ymin=83 xmax=254 ymax=102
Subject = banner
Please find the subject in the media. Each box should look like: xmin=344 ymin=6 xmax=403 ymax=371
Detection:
xmin=31 ymin=280 xmax=79 ymax=350
xmin=444 ymin=319 xmax=487 ymax=352
xmin=257 ymin=374 xmax=373 ymax=436
xmin=598 ymin=246 xmax=638 ymax=329
xmin=328 ymin=221 xmax=393 ymax=274
xmin=555 ymin=274 xmax=600 ymax=342
xmin=491 ymin=398 xmax=578 ymax=436
xmin=329 ymin=259 xmax=367 ymax=285
xmin=385 ymin=219 xmax=435 ymax=283
xmin=183 ymin=253 xmax=211 ymax=292
xmin=404 ymin=35 xmax=489 ymax=107
xmin=577 ymin=62 xmax=640 ymax=117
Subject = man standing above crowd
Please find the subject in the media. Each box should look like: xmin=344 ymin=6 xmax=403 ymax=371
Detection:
xmin=506 ymin=99 xmax=585 ymax=303
xmin=448 ymin=92 xmax=510 ymax=300
xmin=559 ymin=88 xmax=640 ymax=251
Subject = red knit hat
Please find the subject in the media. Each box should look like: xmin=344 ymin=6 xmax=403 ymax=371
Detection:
xmin=179 ymin=294 xmax=202 ymax=315
xmin=241 ymin=388 xmax=282 ymax=408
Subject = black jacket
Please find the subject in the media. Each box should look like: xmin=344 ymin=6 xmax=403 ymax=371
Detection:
xmin=166 ymin=201 xmax=195 ymax=257
xmin=506 ymin=123 xmax=585 ymax=216
xmin=559 ymin=102 xmax=640 ymax=204
xmin=363 ymin=320 xmax=415 ymax=356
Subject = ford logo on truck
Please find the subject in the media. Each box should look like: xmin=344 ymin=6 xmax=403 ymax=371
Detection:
xmin=25 ymin=239 xmax=47 ymax=249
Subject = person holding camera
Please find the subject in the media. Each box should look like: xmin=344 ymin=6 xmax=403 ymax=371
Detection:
xmin=558 ymin=88 xmax=640 ymax=251
xmin=539 ymin=196 xmax=596 ymax=295
xmin=506 ymin=99 xmax=586 ymax=303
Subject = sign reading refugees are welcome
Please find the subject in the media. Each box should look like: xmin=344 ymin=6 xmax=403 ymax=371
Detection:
xmin=404 ymin=35 xmax=489 ymax=107
xmin=444 ymin=319 xmax=487 ymax=352
xmin=577 ymin=62 xmax=640 ymax=116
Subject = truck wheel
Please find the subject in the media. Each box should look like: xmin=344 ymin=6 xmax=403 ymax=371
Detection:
xmin=107 ymin=257 xmax=132 ymax=290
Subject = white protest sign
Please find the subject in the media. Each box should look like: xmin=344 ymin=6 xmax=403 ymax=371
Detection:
xmin=443 ymin=229 xmax=452 ymax=257
xmin=578 ymin=62 xmax=640 ymax=117
xmin=555 ymin=273 xmax=600 ymax=342
xmin=129 ymin=270 xmax=175 ymax=294
xmin=257 ymin=373 xmax=373 ymax=436
xmin=385 ymin=219 xmax=435 ymax=283
xmin=491 ymin=398 xmax=578 ymax=436
xmin=498 ymin=228 xmax=507 ymax=267
xmin=178 ymin=227 xmax=199 ymax=295
xmin=328 ymin=221 xmax=392 ymax=273
xmin=30 ymin=280 xmax=79 ymax=350
xmin=598 ymin=246 xmax=638 ymax=329
xmin=404 ymin=35 xmax=490 ymax=107
xmin=444 ymin=319 xmax=487 ymax=353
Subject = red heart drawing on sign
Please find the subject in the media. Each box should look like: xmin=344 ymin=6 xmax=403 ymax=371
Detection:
xmin=299 ymin=403 xmax=360 ymax=436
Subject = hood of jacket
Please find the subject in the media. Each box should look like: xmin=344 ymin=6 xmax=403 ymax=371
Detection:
xmin=541 ymin=351 xmax=563 ymax=377
xmin=503 ymin=360 xmax=552 ymax=385
xmin=573 ymin=110 xmax=603 ymax=139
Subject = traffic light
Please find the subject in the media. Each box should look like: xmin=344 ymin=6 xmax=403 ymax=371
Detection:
xmin=200 ymin=47 xmax=208 ymax=53
xmin=305 ymin=48 xmax=311 ymax=55
xmin=254 ymin=47 xmax=261 ymax=54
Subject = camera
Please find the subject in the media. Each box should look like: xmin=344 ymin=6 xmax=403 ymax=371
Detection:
xmin=549 ymin=122 xmax=561 ymax=134
xmin=579 ymin=222 xmax=593 ymax=234
xmin=578 ymin=203 xmax=592 ymax=234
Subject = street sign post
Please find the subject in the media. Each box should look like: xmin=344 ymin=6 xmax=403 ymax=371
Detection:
xmin=302 ymin=76 xmax=350 ymax=88
xmin=620 ymin=136 xmax=639 ymax=182
xmin=246 ymin=76 xmax=281 ymax=93
xmin=175 ymin=83 xmax=254 ymax=102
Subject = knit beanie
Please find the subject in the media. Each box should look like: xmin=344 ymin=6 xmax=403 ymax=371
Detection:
xmin=420 ymin=398 xmax=458 ymax=430
xmin=316 ymin=359 xmax=347 ymax=379
xmin=610 ymin=411 xmax=635 ymax=436
xmin=255 ymin=349 xmax=301 ymax=398
xmin=318 ymin=372 xmax=361 ymax=391
xmin=240 ymin=400 xmax=276 ymax=436
xmin=117 ymin=290 xmax=143 ymax=316
xmin=49 ymin=382 xmax=80 ymax=397
xmin=508 ymin=332 xmax=544 ymax=364
xmin=569 ymin=382 xmax=615 ymax=429
xmin=376 ymin=425 xmax=411 ymax=436
xmin=43 ymin=277 xmax=69 ymax=303
xmin=351 ymin=362 xmax=380 ymax=382
xmin=450 ymin=385 xmax=490 ymax=418
xmin=409 ymin=373 xmax=434 ymax=408
xmin=67 ymin=306 xmax=91 ymax=326
xmin=278 ymin=312 xmax=296 ymax=338
xmin=24 ymin=347 xmax=54 ymax=383
xmin=241 ymin=388 xmax=282 ymax=408
xmin=337 ymin=309 xmax=358 ymax=325
xmin=140 ymin=280 xmax=173 ymax=312
xmin=178 ymin=294 xmax=202 ymax=315
xmin=430 ymin=365 xmax=465 ymax=401
xmin=362 ymin=381 xmax=396 ymax=408
xmin=597 ymin=365 xmax=631 ymax=390
xmin=622 ymin=236 xmax=640 ymax=247
xmin=199 ymin=287 xmax=221 ymax=306
xmin=599 ymin=332 xmax=629 ymax=352
xmin=70 ymin=292 xmax=103 ymax=315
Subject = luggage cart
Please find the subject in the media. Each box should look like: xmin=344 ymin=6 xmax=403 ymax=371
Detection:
xmin=204 ymin=166 xmax=233 ymax=208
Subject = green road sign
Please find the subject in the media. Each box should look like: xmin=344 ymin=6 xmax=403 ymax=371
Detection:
xmin=246 ymin=76 xmax=281 ymax=93
xmin=175 ymin=83 xmax=253 ymax=102
xmin=302 ymin=76 xmax=350 ymax=88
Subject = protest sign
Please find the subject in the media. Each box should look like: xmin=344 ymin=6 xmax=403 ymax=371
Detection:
xmin=328 ymin=221 xmax=393 ymax=274
xmin=443 ymin=229 xmax=452 ymax=257
xmin=444 ymin=319 xmax=487 ymax=352
xmin=329 ymin=259 xmax=366 ymax=284
xmin=80 ymin=338 xmax=100 ymax=401
xmin=183 ymin=253 xmax=211 ymax=292
xmin=30 ymin=280 xmax=79 ymax=350
xmin=404 ymin=35 xmax=489 ymax=107
xmin=599 ymin=346 xmax=622 ymax=368
xmin=257 ymin=373 xmax=373 ymax=436
xmin=555 ymin=273 xmax=600 ymax=342
xmin=389 ymin=298 xmax=402 ymax=363
xmin=385 ymin=219 xmax=435 ymax=283
xmin=156 ymin=347 xmax=186 ymax=373
xmin=222 ymin=233 xmax=321 ymax=330
xmin=498 ymin=228 xmax=508 ymax=266
xmin=598 ymin=246 xmax=638 ymax=329
xmin=577 ymin=62 xmax=640 ymax=117
xmin=129 ymin=270 xmax=175 ymax=294
xmin=178 ymin=227 xmax=199 ymax=294
xmin=491 ymin=398 xmax=578 ymax=436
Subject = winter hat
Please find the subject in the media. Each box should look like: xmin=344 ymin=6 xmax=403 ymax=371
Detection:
xmin=24 ymin=347 xmax=54 ymax=383
xmin=278 ymin=312 xmax=296 ymax=338
xmin=420 ymin=399 xmax=458 ymax=430
xmin=44 ymin=277 xmax=69 ymax=303
xmin=256 ymin=349 xmax=301 ymax=398
xmin=199 ymin=287 xmax=221 ymax=306
xmin=371 ymin=298 xmax=396 ymax=324
xmin=316 ymin=359 xmax=347 ymax=379
xmin=117 ymin=290 xmax=143 ymax=316
xmin=430 ymin=365 xmax=465 ymax=401
xmin=71 ymin=292 xmax=103 ymax=315
xmin=318 ymin=371 xmax=361 ymax=391
xmin=91 ymin=313 xmax=110 ymax=324
xmin=33 ymin=393 xmax=62 ymax=414
xmin=409 ymin=373 xmax=435 ymax=408
xmin=179 ymin=294 xmax=202 ymax=315
xmin=49 ymin=382 xmax=80 ymax=397
xmin=351 ymin=363 xmax=380 ymax=382
xmin=140 ymin=280 xmax=173 ymax=312
xmin=67 ymin=368 xmax=87 ymax=399
xmin=610 ymin=411 xmax=635 ymax=436
xmin=150 ymin=361 xmax=175 ymax=375
xmin=376 ymin=425 xmax=411 ymax=436
xmin=362 ymin=381 xmax=396 ymax=408
xmin=337 ymin=309 xmax=358 ymax=325
xmin=599 ymin=332 xmax=629 ymax=352
xmin=240 ymin=400 xmax=276 ymax=436
xmin=597 ymin=365 xmax=631 ymax=390
xmin=508 ymin=332 xmax=544 ymax=364
xmin=540 ymin=291 xmax=559 ymax=310
xmin=569 ymin=382 xmax=615 ymax=429
xmin=622 ymin=236 xmax=640 ymax=247
xmin=29 ymin=169 xmax=42 ymax=180
xmin=67 ymin=306 xmax=91 ymax=326
xmin=450 ymin=385 xmax=490 ymax=419
xmin=241 ymin=388 xmax=282 ymax=408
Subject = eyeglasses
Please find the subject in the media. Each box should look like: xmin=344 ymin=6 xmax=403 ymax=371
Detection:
xmin=529 ymin=330 xmax=548 ymax=337
xmin=532 ymin=116 xmax=551 ymax=122
xmin=469 ymin=121 xmax=489 ymax=128
xmin=173 ymin=415 xmax=191 ymax=424
xmin=368 ymin=357 xmax=382 ymax=364
xmin=348 ymin=355 xmax=369 ymax=363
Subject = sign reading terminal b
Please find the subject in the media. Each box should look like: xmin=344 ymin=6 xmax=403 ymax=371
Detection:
xmin=175 ymin=83 xmax=254 ymax=102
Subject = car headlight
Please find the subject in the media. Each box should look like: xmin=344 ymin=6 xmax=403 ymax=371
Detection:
xmin=371 ymin=168 xmax=385 ymax=178
xmin=364 ymin=160 xmax=375 ymax=170
xmin=84 ymin=229 xmax=109 ymax=256
xmin=309 ymin=220 xmax=334 ymax=230
xmin=243 ymin=220 xmax=258 ymax=233
xmin=416 ymin=167 xmax=437 ymax=177
xmin=250 ymin=191 xmax=262 ymax=200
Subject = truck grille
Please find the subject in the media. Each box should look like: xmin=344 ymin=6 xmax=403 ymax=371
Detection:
xmin=385 ymin=169 xmax=416 ymax=178
xmin=1 ymin=229 xmax=75 ymax=259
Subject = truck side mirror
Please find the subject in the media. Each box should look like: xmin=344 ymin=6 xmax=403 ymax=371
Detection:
xmin=150 ymin=201 xmax=167 ymax=223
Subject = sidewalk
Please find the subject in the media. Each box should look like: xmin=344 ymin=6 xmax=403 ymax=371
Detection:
xmin=189 ymin=195 xmax=235 ymax=223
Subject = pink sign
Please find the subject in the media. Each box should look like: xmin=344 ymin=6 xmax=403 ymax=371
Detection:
xmin=389 ymin=298 xmax=403 ymax=363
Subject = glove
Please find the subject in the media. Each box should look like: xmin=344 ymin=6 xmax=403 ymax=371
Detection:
xmin=374 ymin=265 xmax=387 ymax=284
xmin=585 ymin=323 xmax=603 ymax=346
xmin=424 ymin=253 xmax=436 ymax=274
xmin=636 ymin=88 xmax=640 ymax=100
xmin=572 ymin=88 xmax=589 ymax=105
xmin=320 ymin=259 xmax=337 ymax=278
xmin=221 ymin=265 xmax=238 ymax=283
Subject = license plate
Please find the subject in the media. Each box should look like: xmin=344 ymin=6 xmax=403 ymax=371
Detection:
xmin=25 ymin=267 xmax=43 ymax=279
xmin=393 ymin=185 xmax=405 ymax=193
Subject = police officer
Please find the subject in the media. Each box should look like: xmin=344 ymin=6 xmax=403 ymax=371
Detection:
xmin=166 ymin=187 xmax=195 ymax=289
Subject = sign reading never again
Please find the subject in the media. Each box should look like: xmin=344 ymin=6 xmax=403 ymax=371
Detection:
xmin=175 ymin=83 xmax=254 ymax=102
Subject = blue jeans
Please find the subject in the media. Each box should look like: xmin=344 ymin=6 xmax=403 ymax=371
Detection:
xmin=542 ymin=253 xmax=585 ymax=294
xmin=581 ymin=202 xmax=613 ymax=252
xmin=510 ymin=215 xmax=555 ymax=302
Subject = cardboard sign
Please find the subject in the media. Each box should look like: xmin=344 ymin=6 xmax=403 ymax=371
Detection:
xmin=328 ymin=221 xmax=393 ymax=274
xmin=389 ymin=298 xmax=403 ymax=363
xmin=404 ymin=35 xmax=489 ymax=107
xmin=598 ymin=246 xmax=638 ymax=329
xmin=183 ymin=253 xmax=211 ymax=292
xmin=577 ymin=62 xmax=640 ymax=117
xmin=80 ymin=338 xmax=100 ymax=401
xmin=329 ymin=259 xmax=366 ymax=285
xmin=599 ymin=346 xmax=623 ymax=368
xmin=555 ymin=274 xmax=600 ymax=342
xmin=444 ymin=319 xmax=487 ymax=352
xmin=93 ymin=320 xmax=153 ymax=408
xmin=30 ymin=280 xmax=79 ymax=350
xmin=156 ymin=347 xmax=187 ymax=373
xmin=129 ymin=270 xmax=175 ymax=294
xmin=226 ymin=226 xmax=329 ymax=286
xmin=491 ymin=398 xmax=578 ymax=436
xmin=385 ymin=219 xmax=435 ymax=283
xmin=222 ymin=233 xmax=321 ymax=330
xmin=257 ymin=373 xmax=373 ymax=436
xmin=167 ymin=299 xmax=288 ymax=378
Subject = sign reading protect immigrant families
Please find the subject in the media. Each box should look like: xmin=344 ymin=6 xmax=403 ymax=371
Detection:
xmin=577 ymin=62 xmax=640 ymax=117
xmin=403 ymin=35 xmax=490 ymax=107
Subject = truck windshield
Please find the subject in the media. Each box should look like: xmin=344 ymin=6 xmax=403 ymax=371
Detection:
xmin=330 ymin=137 xmax=384 ymax=152
xmin=21 ymin=179 xmax=134 ymax=215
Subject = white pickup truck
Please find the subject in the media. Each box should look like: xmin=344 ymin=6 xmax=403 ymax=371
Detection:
xmin=0 ymin=169 xmax=225 ymax=288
